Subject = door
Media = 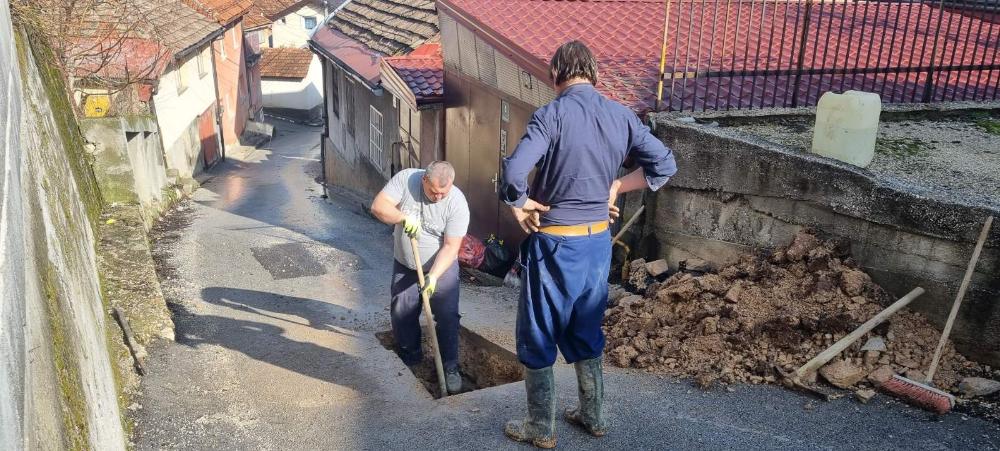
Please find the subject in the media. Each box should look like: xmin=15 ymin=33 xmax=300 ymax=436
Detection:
xmin=199 ymin=105 xmax=220 ymax=167
xmin=466 ymin=87 xmax=501 ymax=239
xmin=498 ymin=97 xmax=535 ymax=247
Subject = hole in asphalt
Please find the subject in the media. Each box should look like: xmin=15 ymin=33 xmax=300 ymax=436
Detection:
xmin=377 ymin=327 xmax=524 ymax=398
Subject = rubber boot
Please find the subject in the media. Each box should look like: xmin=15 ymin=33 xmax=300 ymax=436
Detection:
xmin=564 ymin=357 xmax=607 ymax=437
xmin=504 ymin=366 xmax=557 ymax=448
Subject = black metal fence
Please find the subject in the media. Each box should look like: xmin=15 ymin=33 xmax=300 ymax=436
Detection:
xmin=658 ymin=0 xmax=1000 ymax=111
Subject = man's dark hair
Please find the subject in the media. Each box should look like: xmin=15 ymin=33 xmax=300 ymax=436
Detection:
xmin=549 ymin=40 xmax=598 ymax=86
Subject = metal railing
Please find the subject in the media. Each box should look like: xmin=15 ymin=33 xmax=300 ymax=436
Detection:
xmin=656 ymin=0 xmax=1000 ymax=111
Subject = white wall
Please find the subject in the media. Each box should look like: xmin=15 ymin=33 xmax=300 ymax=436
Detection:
xmin=261 ymin=56 xmax=323 ymax=110
xmin=151 ymin=45 xmax=218 ymax=178
xmin=271 ymin=2 xmax=326 ymax=48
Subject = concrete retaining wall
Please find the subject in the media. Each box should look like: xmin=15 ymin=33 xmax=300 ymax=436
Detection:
xmin=1 ymin=16 xmax=126 ymax=450
xmin=644 ymin=114 xmax=1000 ymax=366
xmin=81 ymin=116 xmax=171 ymax=228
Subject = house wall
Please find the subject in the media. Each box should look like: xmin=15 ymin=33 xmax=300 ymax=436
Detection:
xmin=272 ymin=2 xmax=326 ymax=48
xmin=213 ymin=20 xmax=250 ymax=147
xmin=439 ymin=11 xmax=555 ymax=242
xmin=152 ymin=44 xmax=219 ymax=178
xmin=321 ymin=61 xmax=399 ymax=200
xmin=245 ymin=29 xmax=264 ymax=122
xmin=261 ymin=55 xmax=324 ymax=118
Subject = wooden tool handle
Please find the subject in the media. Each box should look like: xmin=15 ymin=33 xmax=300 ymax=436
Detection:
xmin=409 ymin=236 xmax=449 ymax=397
xmin=795 ymin=287 xmax=925 ymax=380
xmin=612 ymin=205 xmax=646 ymax=243
xmin=925 ymin=215 xmax=993 ymax=384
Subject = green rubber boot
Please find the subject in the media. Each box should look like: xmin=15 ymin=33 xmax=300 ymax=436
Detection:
xmin=564 ymin=357 xmax=607 ymax=437
xmin=504 ymin=366 xmax=557 ymax=448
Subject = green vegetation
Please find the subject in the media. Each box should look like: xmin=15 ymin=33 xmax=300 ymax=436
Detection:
xmin=875 ymin=137 xmax=933 ymax=158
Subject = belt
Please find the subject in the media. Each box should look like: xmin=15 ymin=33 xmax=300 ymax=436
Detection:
xmin=538 ymin=221 xmax=609 ymax=236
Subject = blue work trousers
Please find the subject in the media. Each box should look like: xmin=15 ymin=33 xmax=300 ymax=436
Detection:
xmin=516 ymin=229 xmax=612 ymax=369
xmin=390 ymin=260 xmax=460 ymax=372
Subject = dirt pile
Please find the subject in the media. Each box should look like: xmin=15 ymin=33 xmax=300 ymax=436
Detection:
xmin=604 ymin=230 xmax=988 ymax=393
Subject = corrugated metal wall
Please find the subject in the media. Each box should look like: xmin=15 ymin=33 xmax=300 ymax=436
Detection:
xmin=440 ymin=13 xmax=555 ymax=108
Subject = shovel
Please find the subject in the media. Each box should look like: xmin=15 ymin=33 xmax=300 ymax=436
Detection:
xmin=409 ymin=236 xmax=449 ymax=398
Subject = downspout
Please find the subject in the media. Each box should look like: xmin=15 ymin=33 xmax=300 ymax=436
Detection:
xmin=209 ymin=37 xmax=228 ymax=161
xmin=319 ymin=58 xmax=329 ymax=197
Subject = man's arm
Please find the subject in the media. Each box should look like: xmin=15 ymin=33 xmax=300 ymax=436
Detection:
xmin=371 ymin=190 xmax=406 ymax=225
xmin=608 ymin=116 xmax=678 ymax=221
xmin=501 ymin=111 xmax=551 ymax=232
xmin=427 ymin=234 xmax=462 ymax=281
xmin=371 ymin=171 xmax=419 ymax=235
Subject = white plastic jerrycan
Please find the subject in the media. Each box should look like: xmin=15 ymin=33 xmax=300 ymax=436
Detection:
xmin=811 ymin=91 xmax=882 ymax=167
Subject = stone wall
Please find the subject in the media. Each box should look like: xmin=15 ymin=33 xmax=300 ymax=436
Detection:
xmin=644 ymin=114 xmax=1000 ymax=366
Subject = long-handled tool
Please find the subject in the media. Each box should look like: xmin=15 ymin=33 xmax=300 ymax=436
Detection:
xmin=881 ymin=215 xmax=993 ymax=414
xmin=612 ymin=205 xmax=645 ymax=281
xmin=409 ymin=236 xmax=449 ymax=398
xmin=778 ymin=287 xmax=926 ymax=399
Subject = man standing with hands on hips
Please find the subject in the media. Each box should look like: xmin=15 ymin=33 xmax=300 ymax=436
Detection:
xmin=371 ymin=161 xmax=470 ymax=395
xmin=500 ymin=41 xmax=677 ymax=448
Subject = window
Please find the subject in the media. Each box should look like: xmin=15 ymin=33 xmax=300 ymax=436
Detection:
xmin=329 ymin=69 xmax=339 ymax=117
xmin=175 ymin=58 xmax=189 ymax=94
xmin=345 ymin=80 xmax=355 ymax=135
xmin=369 ymin=106 xmax=383 ymax=169
xmin=197 ymin=47 xmax=209 ymax=78
xmin=303 ymin=16 xmax=317 ymax=29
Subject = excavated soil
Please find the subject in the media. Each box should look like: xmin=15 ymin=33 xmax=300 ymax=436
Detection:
xmin=604 ymin=230 xmax=993 ymax=398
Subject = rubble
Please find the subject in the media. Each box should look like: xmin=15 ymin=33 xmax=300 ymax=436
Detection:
xmin=603 ymin=230 xmax=987 ymax=394
xmin=855 ymin=389 xmax=877 ymax=404
xmin=959 ymin=378 xmax=1000 ymax=397
xmin=820 ymin=360 xmax=865 ymax=389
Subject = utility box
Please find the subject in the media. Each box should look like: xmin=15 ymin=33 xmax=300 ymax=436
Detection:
xmin=811 ymin=91 xmax=881 ymax=167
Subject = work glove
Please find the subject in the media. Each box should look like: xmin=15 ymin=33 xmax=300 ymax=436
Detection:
xmin=421 ymin=274 xmax=437 ymax=298
xmin=402 ymin=215 xmax=420 ymax=238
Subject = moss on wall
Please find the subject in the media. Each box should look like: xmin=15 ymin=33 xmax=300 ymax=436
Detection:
xmin=17 ymin=27 xmax=103 ymax=227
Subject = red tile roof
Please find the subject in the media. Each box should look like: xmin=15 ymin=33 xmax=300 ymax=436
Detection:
xmin=439 ymin=0 xmax=663 ymax=112
xmin=259 ymin=47 xmax=314 ymax=79
xmin=439 ymin=0 xmax=1000 ymax=112
xmin=384 ymin=43 xmax=443 ymax=103
xmin=71 ymin=37 xmax=169 ymax=82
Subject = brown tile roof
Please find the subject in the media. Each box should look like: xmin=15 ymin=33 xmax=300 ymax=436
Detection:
xmin=328 ymin=0 xmax=438 ymax=56
xmin=259 ymin=47 xmax=314 ymax=79
xmin=183 ymin=0 xmax=254 ymax=25
xmin=384 ymin=43 xmax=442 ymax=103
xmin=137 ymin=0 xmax=223 ymax=56
xmin=244 ymin=5 xmax=275 ymax=30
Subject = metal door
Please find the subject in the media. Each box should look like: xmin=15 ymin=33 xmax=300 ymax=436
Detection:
xmin=199 ymin=105 xmax=220 ymax=167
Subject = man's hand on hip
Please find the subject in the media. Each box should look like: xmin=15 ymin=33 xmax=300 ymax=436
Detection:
xmin=608 ymin=179 xmax=622 ymax=223
xmin=511 ymin=199 xmax=550 ymax=234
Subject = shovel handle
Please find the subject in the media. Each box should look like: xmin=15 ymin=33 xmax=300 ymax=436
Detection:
xmin=925 ymin=215 xmax=993 ymax=384
xmin=409 ymin=236 xmax=449 ymax=397
xmin=794 ymin=287 xmax=924 ymax=380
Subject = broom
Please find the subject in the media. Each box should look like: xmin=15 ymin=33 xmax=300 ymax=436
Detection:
xmin=881 ymin=215 xmax=993 ymax=414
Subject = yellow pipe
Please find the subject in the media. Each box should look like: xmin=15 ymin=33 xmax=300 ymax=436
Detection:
xmin=655 ymin=0 xmax=674 ymax=111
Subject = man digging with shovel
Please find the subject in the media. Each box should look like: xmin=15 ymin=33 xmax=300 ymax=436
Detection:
xmin=500 ymin=41 xmax=677 ymax=447
xmin=371 ymin=161 xmax=470 ymax=396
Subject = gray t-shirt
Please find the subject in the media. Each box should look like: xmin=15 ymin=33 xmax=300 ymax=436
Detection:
xmin=383 ymin=168 xmax=470 ymax=270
